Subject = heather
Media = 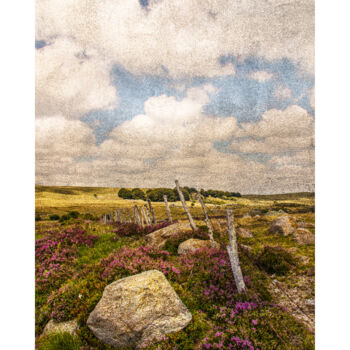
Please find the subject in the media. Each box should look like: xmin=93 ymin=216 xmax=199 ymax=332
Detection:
xmin=35 ymin=188 xmax=315 ymax=349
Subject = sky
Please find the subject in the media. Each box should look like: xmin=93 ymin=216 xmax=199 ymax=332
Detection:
xmin=35 ymin=0 xmax=314 ymax=194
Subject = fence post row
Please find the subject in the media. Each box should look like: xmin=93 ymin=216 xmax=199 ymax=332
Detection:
xmin=175 ymin=179 xmax=197 ymax=231
xmin=163 ymin=195 xmax=173 ymax=223
xmin=196 ymin=191 xmax=214 ymax=243
xmin=226 ymin=209 xmax=246 ymax=294
xmin=147 ymin=199 xmax=157 ymax=224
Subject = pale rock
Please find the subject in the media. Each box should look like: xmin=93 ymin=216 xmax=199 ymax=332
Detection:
xmin=177 ymin=238 xmax=220 ymax=255
xmin=87 ymin=270 xmax=192 ymax=349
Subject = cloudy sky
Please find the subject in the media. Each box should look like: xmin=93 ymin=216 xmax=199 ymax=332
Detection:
xmin=35 ymin=0 xmax=314 ymax=194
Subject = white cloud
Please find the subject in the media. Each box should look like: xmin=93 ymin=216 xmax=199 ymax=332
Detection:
xmin=249 ymin=71 xmax=274 ymax=82
xmin=310 ymin=86 xmax=315 ymax=109
xmin=36 ymin=38 xmax=118 ymax=118
xmin=274 ymin=85 xmax=292 ymax=100
xmin=36 ymin=0 xmax=314 ymax=77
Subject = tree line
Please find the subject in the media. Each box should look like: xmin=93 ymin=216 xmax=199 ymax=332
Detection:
xmin=118 ymin=187 xmax=241 ymax=202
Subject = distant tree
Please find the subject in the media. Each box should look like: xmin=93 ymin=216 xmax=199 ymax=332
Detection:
xmin=118 ymin=188 xmax=133 ymax=199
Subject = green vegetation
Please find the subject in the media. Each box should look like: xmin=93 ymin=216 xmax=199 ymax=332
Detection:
xmin=35 ymin=186 xmax=314 ymax=349
xmin=37 ymin=332 xmax=82 ymax=350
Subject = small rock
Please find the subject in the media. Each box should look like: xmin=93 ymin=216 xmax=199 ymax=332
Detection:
xmin=265 ymin=209 xmax=286 ymax=216
xmin=42 ymin=319 xmax=79 ymax=336
xmin=269 ymin=216 xmax=294 ymax=236
xmin=178 ymin=238 xmax=220 ymax=255
xmin=145 ymin=222 xmax=193 ymax=249
xmin=239 ymin=244 xmax=252 ymax=254
xmin=297 ymin=222 xmax=315 ymax=229
xmin=87 ymin=270 xmax=192 ymax=349
xmin=293 ymin=228 xmax=315 ymax=245
xmin=237 ymin=227 xmax=253 ymax=238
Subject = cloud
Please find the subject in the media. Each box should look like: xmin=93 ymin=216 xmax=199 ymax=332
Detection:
xmin=231 ymin=105 xmax=314 ymax=158
xmin=36 ymin=38 xmax=118 ymax=118
xmin=249 ymin=71 xmax=274 ymax=82
xmin=36 ymin=0 xmax=314 ymax=77
xmin=274 ymin=85 xmax=292 ymax=100
xmin=35 ymin=116 xmax=98 ymax=184
xmin=309 ymin=86 xmax=315 ymax=109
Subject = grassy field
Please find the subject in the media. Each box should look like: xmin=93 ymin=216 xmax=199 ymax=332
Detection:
xmin=35 ymin=185 xmax=315 ymax=349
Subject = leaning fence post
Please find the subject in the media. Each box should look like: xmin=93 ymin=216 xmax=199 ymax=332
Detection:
xmin=127 ymin=208 xmax=132 ymax=223
xmin=196 ymin=191 xmax=214 ymax=243
xmin=115 ymin=209 xmax=119 ymax=223
xmin=133 ymin=205 xmax=141 ymax=226
xmin=103 ymin=215 xmax=107 ymax=225
xmin=226 ymin=209 xmax=246 ymax=294
xmin=163 ymin=195 xmax=173 ymax=223
xmin=143 ymin=204 xmax=152 ymax=223
xmin=175 ymin=179 xmax=197 ymax=231
xmin=147 ymin=199 xmax=157 ymax=224
xmin=123 ymin=209 xmax=127 ymax=223
xmin=141 ymin=206 xmax=151 ymax=225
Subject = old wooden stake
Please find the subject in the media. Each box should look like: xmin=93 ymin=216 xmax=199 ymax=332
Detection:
xmin=175 ymin=179 xmax=197 ymax=231
xmin=147 ymin=199 xmax=157 ymax=224
xmin=115 ymin=209 xmax=119 ymax=222
xmin=226 ymin=209 xmax=246 ymax=294
xmin=143 ymin=204 xmax=152 ymax=223
xmin=127 ymin=208 xmax=132 ymax=223
xmin=133 ymin=205 xmax=141 ymax=226
xmin=163 ymin=195 xmax=173 ymax=223
xmin=196 ymin=191 xmax=214 ymax=243
xmin=141 ymin=206 xmax=151 ymax=225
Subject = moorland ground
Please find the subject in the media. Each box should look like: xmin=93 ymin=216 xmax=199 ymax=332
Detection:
xmin=35 ymin=185 xmax=315 ymax=349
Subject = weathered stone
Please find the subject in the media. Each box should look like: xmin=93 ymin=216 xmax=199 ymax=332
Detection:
xmin=87 ymin=270 xmax=192 ymax=349
xmin=43 ymin=319 xmax=79 ymax=336
xmin=145 ymin=222 xmax=193 ymax=249
xmin=297 ymin=222 xmax=315 ymax=229
xmin=265 ymin=210 xmax=286 ymax=216
xmin=269 ymin=216 xmax=294 ymax=236
xmin=239 ymin=244 xmax=252 ymax=254
xmin=177 ymin=238 xmax=220 ymax=255
xmin=293 ymin=228 xmax=315 ymax=245
xmin=237 ymin=227 xmax=254 ymax=238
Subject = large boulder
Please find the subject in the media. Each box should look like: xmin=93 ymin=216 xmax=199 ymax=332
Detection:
xmin=87 ymin=270 xmax=192 ymax=349
xmin=177 ymin=238 xmax=220 ymax=255
xmin=42 ymin=319 xmax=79 ymax=336
xmin=269 ymin=216 xmax=295 ymax=236
xmin=145 ymin=222 xmax=193 ymax=249
xmin=293 ymin=228 xmax=315 ymax=245
xmin=237 ymin=227 xmax=254 ymax=238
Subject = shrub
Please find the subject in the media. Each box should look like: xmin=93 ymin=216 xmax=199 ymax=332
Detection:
xmin=68 ymin=211 xmax=80 ymax=219
xmin=36 ymin=215 xmax=42 ymax=222
xmin=49 ymin=214 xmax=60 ymax=221
xmin=83 ymin=213 xmax=95 ymax=221
xmin=256 ymin=246 xmax=297 ymax=276
xmin=37 ymin=332 xmax=82 ymax=350
xmin=59 ymin=215 xmax=70 ymax=222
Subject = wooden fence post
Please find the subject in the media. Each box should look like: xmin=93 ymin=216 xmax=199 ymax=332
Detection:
xmin=226 ymin=209 xmax=246 ymax=294
xmin=123 ymin=209 xmax=127 ymax=223
xmin=115 ymin=209 xmax=119 ymax=223
xmin=143 ymin=204 xmax=151 ymax=223
xmin=163 ymin=195 xmax=173 ymax=223
xmin=141 ymin=206 xmax=151 ymax=225
xmin=133 ymin=205 xmax=141 ymax=226
xmin=127 ymin=208 xmax=132 ymax=223
xmin=175 ymin=179 xmax=197 ymax=231
xmin=103 ymin=215 xmax=107 ymax=225
xmin=196 ymin=191 xmax=214 ymax=243
xmin=147 ymin=199 xmax=157 ymax=224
